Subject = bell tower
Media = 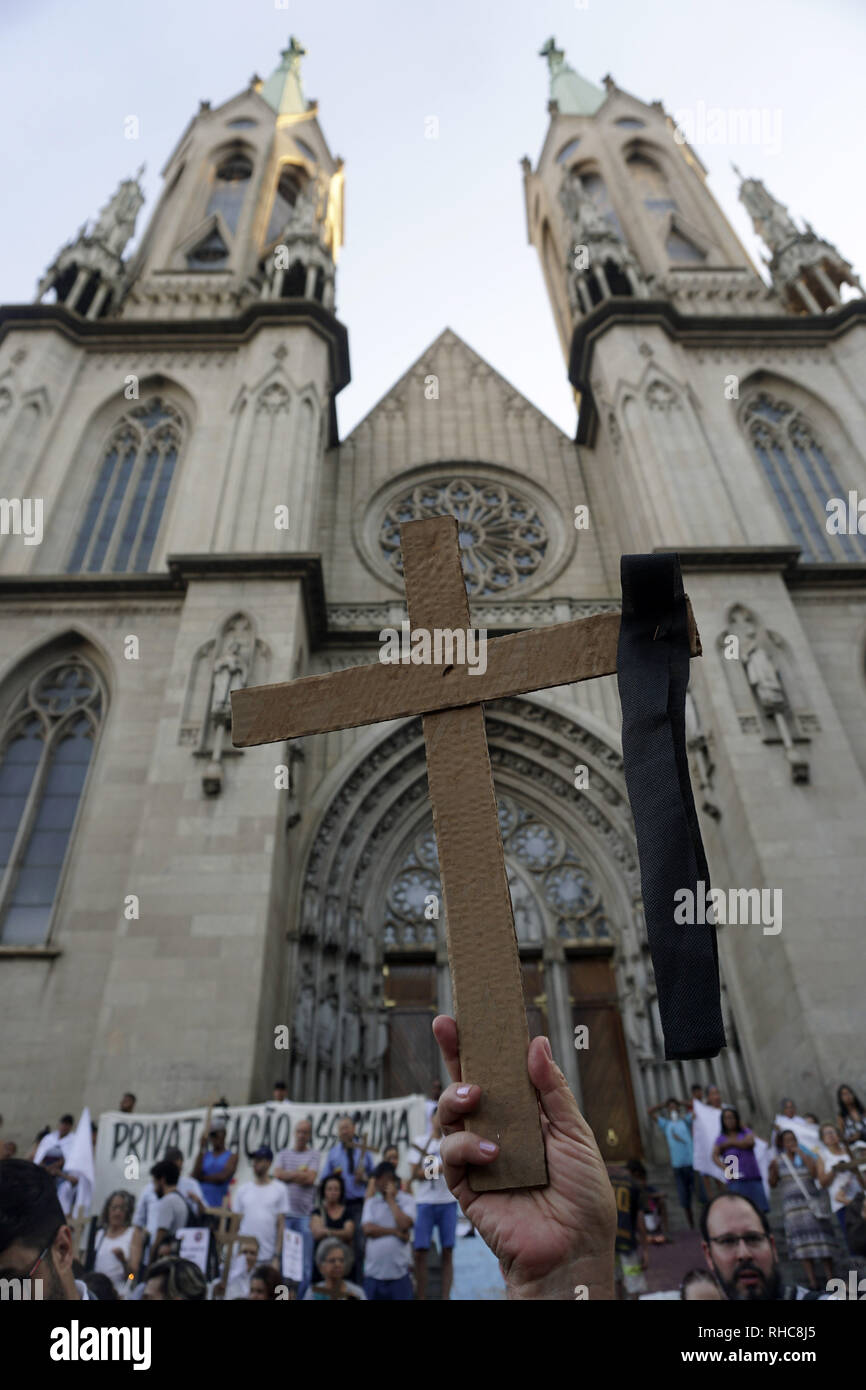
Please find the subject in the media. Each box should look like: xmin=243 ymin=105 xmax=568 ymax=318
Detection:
xmin=112 ymin=35 xmax=344 ymax=322
xmin=520 ymin=40 xmax=866 ymax=1122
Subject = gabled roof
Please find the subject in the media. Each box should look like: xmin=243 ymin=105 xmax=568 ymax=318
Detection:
xmin=343 ymin=327 xmax=573 ymax=443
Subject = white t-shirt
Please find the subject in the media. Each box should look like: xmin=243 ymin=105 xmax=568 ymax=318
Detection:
xmin=821 ymin=1150 xmax=862 ymax=1211
xmin=408 ymin=1133 xmax=455 ymax=1205
xmin=94 ymin=1225 xmax=135 ymax=1293
xmin=232 ymin=1179 xmax=290 ymax=1262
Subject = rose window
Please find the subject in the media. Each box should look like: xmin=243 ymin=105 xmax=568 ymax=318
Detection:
xmin=379 ymin=478 xmax=549 ymax=597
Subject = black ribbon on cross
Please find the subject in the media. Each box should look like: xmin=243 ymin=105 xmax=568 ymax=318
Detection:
xmin=617 ymin=553 xmax=726 ymax=1061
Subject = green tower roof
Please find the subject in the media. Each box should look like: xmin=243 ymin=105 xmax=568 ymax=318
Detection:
xmin=539 ymin=37 xmax=605 ymax=116
xmin=260 ymin=35 xmax=308 ymax=116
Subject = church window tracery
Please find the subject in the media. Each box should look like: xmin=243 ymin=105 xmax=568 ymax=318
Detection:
xmin=379 ymin=477 xmax=549 ymax=597
xmin=0 ymin=654 xmax=104 ymax=946
xmin=67 ymin=398 xmax=184 ymax=573
xmin=381 ymin=796 xmax=610 ymax=948
xmin=743 ymin=392 xmax=866 ymax=562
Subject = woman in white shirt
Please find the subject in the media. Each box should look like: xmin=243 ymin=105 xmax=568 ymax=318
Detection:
xmin=93 ymin=1190 xmax=136 ymax=1295
xmin=816 ymin=1123 xmax=864 ymax=1249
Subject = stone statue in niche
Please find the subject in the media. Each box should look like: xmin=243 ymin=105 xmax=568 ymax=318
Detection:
xmin=316 ymin=976 xmax=339 ymax=1065
xmin=685 ymin=688 xmax=720 ymax=819
xmin=210 ymin=640 xmax=250 ymax=722
xmin=322 ymin=896 xmax=341 ymax=949
xmin=728 ymin=605 xmax=810 ymax=784
xmin=342 ymin=981 xmax=361 ymax=1071
xmin=300 ymin=884 xmax=319 ymax=940
xmin=201 ymin=619 xmax=255 ymax=796
xmin=293 ymin=963 xmax=315 ymax=1060
xmin=346 ymin=907 xmax=363 ymax=957
xmin=363 ymin=985 xmax=389 ymax=1074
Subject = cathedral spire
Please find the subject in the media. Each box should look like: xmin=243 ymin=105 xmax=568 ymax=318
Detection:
xmin=539 ymin=37 xmax=605 ymax=115
xmin=260 ymin=36 xmax=308 ymax=116
xmin=735 ymin=166 xmax=862 ymax=314
xmin=35 ymin=167 xmax=146 ymax=318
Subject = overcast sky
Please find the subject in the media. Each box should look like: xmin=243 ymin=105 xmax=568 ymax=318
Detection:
xmin=2 ymin=0 xmax=863 ymax=439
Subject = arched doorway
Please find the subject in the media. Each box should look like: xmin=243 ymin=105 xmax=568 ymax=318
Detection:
xmin=289 ymin=696 xmax=755 ymax=1159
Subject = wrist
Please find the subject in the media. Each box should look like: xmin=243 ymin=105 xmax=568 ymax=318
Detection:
xmin=505 ymin=1252 xmax=616 ymax=1302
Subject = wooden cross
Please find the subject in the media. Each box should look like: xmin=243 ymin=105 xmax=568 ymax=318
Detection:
xmin=231 ymin=516 xmax=701 ymax=1191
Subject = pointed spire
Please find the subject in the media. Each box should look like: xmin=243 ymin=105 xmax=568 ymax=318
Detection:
xmin=539 ymin=37 xmax=605 ymax=116
xmin=260 ymin=36 xmax=308 ymax=116
xmin=734 ymin=168 xmax=862 ymax=312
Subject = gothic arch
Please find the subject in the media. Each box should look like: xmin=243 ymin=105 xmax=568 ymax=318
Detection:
xmin=287 ymin=697 xmax=756 ymax=1126
xmin=737 ymin=369 xmax=866 ymax=562
xmin=0 ymin=630 xmax=110 ymax=946
xmin=54 ymin=376 xmax=196 ymax=575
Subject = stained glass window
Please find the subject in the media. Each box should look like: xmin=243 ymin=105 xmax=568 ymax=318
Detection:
xmin=744 ymin=393 xmax=866 ymax=562
xmin=67 ymin=399 xmax=183 ymax=573
xmin=0 ymin=657 xmax=103 ymax=945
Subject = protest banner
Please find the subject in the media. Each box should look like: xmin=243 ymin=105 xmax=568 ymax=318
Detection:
xmin=92 ymin=1094 xmax=426 ymax=1213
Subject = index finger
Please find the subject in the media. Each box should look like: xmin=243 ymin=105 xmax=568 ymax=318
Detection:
xmin=432 ymin=1014 xmax=461 ymax=1084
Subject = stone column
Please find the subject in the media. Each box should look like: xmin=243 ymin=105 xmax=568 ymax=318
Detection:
xmin=66 ymin=266 xmax=92 ymax=311
xmin=86 ymin=281 xmax=111 ymax=320
xmin=811 ymin=263 xmax=840 ymax=307
xmin=304 ymin=264 xmax=317 ymax=300
xmin=795 ymin=277 xmax=822 ymax=314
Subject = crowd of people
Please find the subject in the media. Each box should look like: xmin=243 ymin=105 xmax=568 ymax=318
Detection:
xmin=0 ymin=1080 xmax=457 ymax=1301
xmin=1 ymin=1056 xmax=864 ymax=1302
xmin=625 ymin=1080 xmax=866 ymax=1299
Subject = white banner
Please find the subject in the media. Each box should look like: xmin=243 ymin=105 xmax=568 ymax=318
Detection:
xmin=692 ymin=1100 xmax=723 ymax=1179
xmin=772 ymin=1114 xmax=820 ymax=1155
xmin=693 ymin=1100 xmax=771 ymax=1199
xmin=91 ymin=1094 xmax=427 ymax=1214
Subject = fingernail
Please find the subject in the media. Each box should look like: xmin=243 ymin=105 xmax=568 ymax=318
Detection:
xmin=456 ymin=1085 xmax=471 ymax=1097
xmin=479 ymin=1141 xmax=498 ymax=1154
xmin=541 ymin=1036 xmax=553 ymax=1061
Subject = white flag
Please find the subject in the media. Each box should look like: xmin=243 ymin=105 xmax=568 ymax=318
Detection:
xmin=65 ymin=1108 xmax=95 ymax=1217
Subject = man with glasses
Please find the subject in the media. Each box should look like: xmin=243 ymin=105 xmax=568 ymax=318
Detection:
xmin=700 ymin=1192 xmax=834 ymax=1300
xmin=0 ymin=1158 xmax=94 ymax=1300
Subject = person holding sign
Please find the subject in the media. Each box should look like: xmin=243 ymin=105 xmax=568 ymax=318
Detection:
xmin=408 ymin=1108 xmax=458 ymax=1301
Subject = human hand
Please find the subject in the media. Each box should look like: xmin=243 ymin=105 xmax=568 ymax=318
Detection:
xmin=433 ymin=1015 xmax=616 ymax=1301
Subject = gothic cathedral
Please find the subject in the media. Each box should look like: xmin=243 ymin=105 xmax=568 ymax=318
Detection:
xmin=0 ymin=38 xmax=863 ymax=1162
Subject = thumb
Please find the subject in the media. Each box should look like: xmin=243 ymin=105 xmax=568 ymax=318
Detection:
xmin=528 ymin=1036 xmax=594 ymax=1142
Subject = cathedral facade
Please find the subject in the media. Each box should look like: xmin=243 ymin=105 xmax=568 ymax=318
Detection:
xmin=1 ymin=38 xmax=863 ymax=1165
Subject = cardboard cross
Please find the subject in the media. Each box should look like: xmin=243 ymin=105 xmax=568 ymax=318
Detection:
xmin=232 ymin=516 xmax=702 ymax=1191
